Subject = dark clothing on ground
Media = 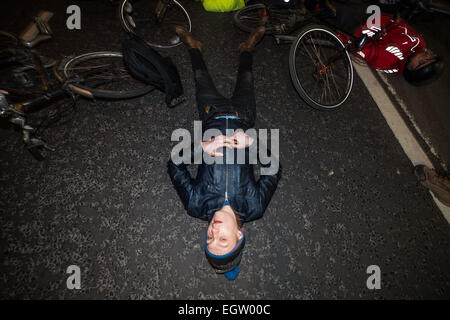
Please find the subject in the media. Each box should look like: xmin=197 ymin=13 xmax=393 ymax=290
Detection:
xmin=188 ymin=48 xmax=257 ymax=126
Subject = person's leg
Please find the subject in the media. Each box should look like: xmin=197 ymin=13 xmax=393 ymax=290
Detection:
xmin=188 ymin=48 xmax=230 ymax=121
xmin=188 ymin=47 xmax=226 ymax=101
xmin=176 ymin=26 xmax=229 ymax=121
xmin=230 ymin=51 xmax=256 ymax=126
xmin=230 ymin=26 xmax=265 ymax=127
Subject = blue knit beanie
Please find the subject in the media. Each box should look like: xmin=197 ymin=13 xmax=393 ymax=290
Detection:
xmin=205 ymin=233 xmax=245 ymax=280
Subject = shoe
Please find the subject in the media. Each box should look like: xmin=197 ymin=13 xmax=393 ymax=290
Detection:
xmin=414 ymin=165 xmax=450 ymax=207
xmin=238 ymin=26 xmax=265 ymax=53
xmin=174 ymin=26 xmax=203 ymax=52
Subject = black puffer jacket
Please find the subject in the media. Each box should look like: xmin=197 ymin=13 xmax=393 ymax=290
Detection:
xmin=168 ymin=118 xmax=281 ymax=222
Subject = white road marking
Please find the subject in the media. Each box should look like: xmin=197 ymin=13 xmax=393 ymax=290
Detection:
xmin=353 ymin=63 xmax=450 ymax=223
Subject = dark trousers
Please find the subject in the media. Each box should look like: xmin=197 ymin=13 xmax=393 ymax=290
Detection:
xmin=188 ymin=48 xmax=257 ymax=127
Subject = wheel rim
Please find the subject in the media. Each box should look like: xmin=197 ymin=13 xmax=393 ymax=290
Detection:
xmin=235 ymin=4 xmax=284 ymax=34
xmin=235 ymin=4 xmax=305 ymax=34
xmin=291 ymin=28 xmax=353 ymax=109
xmin=61 ymin=52 xmax=151 ymax=97
xmin=119 ymin=0 xmax=191 ymax=49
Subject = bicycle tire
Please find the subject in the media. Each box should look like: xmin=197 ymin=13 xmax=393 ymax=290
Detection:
xmin=233 ymin=4 xmax=276 ymax=35
xmin=54 ymin=51 xmax=154 ymax=99
xmin=289 ymin=24 xmax=353 ymax=111
xmin=118 ymin=0 xmax=192 ymax=49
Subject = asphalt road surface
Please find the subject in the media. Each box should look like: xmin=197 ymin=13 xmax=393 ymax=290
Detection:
xmin=0 ymin=0 xmax=449 ymax=299
xmin=374 ymin=4 xmax=450 ymax=173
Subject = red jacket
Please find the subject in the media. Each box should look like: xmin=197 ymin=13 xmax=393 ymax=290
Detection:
xmin=338 ymin=14 xmax=426 ymax=74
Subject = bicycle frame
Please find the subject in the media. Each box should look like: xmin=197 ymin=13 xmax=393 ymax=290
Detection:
xmin=2 ymin=10 xmax=157 ymax=160
xmin=273 ymin=7 xmax=401 ymax=68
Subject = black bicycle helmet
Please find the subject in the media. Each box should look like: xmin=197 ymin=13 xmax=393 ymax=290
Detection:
xmin=403 ymin=55 xmax=444 ymax=86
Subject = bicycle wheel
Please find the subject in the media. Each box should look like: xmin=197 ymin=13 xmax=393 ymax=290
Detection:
xmin=118 ymin=0 xmax=191 ymax=49
xmin=234 ymin=3 xmax=302 ymax=35
xmin=55 ymin=51 xmax=154 ymax=99
xmin=289 ymin=24 xmax=353 ymax=110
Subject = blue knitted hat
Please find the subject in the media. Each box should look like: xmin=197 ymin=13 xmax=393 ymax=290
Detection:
xmin=204 ymin=233 xmax=245 ymax=280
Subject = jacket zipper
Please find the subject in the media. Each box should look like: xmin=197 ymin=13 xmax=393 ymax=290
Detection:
xmin=225 ymin=117 xmax=229 ymax=202
xmin=206 ymin=117 xmax=236 ymax=220
xmin=223 ymin=117 xmax=245 ymax=222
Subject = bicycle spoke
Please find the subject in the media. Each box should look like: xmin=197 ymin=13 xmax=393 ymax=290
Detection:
xmin=329 ymin=64 xmax=346 ymax=99
xmin=301 ymin=43 xmax=319 ymax=65
xmin=325 ymin=72 xmax=338 ymax=104
xmin=329 ymin=68 xmax=340 ymax=99
xmin=310 ymin=80 xmax=321 ymax=102
xmin=319 ymin=84 xmax=326 ymax=104
xmin=309 ymin=35 xmax=325 ymax=67
xmin=290 ymin=27 xmax=352 ymax=109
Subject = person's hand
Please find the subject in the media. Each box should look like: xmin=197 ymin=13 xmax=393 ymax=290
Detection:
xmin=230 ymin=130 xmax=254 ymax=149
xmin=201 ymin=135 xmax=233 ymax=157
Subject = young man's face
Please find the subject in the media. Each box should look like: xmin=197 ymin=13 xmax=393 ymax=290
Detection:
xmin=206 ymin=207 xmax=243 ymax=256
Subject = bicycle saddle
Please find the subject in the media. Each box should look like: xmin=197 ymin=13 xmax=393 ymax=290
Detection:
xmin=19 ymin=10 xmax=53 ymax=48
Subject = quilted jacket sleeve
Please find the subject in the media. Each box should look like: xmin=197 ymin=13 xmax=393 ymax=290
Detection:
xmin=167 ymin=142 xmax=205 ymax=217
xmin=244 ymin=140 xmax=282 ymax=222
xmin=167 ymin=159 xmax=194 ymax=212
